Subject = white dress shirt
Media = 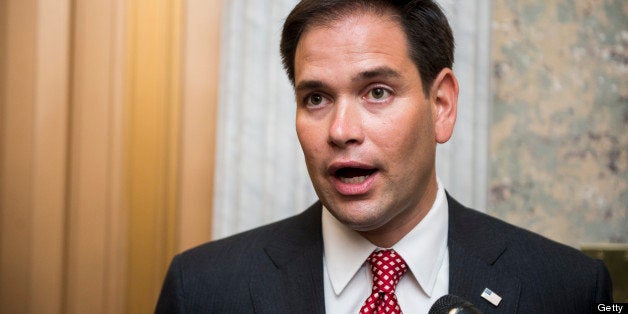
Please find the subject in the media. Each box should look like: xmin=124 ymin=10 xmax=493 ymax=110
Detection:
xmin=322 ymin=181 xmax=449 ymax=314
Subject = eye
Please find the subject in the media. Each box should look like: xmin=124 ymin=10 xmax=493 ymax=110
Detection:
xmin=304 ymin=93 xmax=329 ymax=108
xmin=365 ymin=87 xmax=392 ymax=102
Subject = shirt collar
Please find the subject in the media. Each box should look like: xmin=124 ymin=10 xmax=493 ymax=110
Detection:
xmin=322 ymin=180 xmax=449 ymax=297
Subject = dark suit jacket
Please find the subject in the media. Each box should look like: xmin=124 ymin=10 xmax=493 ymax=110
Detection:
xmin=155 ymin=195 xmax=612 ymax=313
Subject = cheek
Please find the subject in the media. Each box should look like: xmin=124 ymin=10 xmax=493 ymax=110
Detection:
xmin=295 ymin=116 xmax=310 ymax=145
xmin=296 ymin=121 xmax=324 ymax=160
xmin=375 ymin=110 xmax=427 ymax=147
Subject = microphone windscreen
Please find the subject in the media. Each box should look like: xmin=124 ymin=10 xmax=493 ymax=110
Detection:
xmin=428 ymin=294 xmax=483 ymax=314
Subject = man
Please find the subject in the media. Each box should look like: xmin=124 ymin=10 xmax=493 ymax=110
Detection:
xmin=156 ymin=0 xmax=612 ymax=313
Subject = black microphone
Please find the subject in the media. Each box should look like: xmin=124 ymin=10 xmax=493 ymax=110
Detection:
xmin=428 ymin=294 xmax=483 ymax=314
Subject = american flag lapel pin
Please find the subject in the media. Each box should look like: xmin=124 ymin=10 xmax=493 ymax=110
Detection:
xmin=481 ymin=288 xmax=502 ymax=306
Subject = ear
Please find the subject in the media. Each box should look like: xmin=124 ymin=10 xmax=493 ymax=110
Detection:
xmin=429 ymin=68 xmax=459 ymax=144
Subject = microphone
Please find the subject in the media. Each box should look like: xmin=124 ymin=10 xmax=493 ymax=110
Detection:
xmin=428 ymin=294 xmax=483 ymax=314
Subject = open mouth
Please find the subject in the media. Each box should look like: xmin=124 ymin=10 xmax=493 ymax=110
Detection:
xmin=335 ymin=167 xmax=378 ymax=184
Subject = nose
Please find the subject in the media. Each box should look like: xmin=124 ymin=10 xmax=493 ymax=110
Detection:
xmin=328 ymin=100 xmax=364 ymax=148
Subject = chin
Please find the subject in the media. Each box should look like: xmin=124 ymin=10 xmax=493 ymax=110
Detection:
xmin=327 ymin=203 xmax=389 ymax=231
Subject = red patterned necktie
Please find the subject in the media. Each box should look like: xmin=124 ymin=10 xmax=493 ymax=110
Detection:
xmin=359 ymin=249 xmax=408 ymax=314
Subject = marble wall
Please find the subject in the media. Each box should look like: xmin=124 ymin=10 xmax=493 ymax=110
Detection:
xmin=490 ymin=0 xmax=627 ymax=247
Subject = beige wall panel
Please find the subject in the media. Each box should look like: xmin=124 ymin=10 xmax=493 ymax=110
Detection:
xmin=102 ymin=1 xmax=128 ymax=312
xmin=178 ymin=0 xmax=221 ymax=251
xmin=125 ymin=0 xmax=181 ymax=311
xmin=0 ymin=1 xmax=37 ymax=312
xmin=0 ymin=0 xmax=71 ymax=313
xmin=30 ymin=0 xmax=71 ymax=312
xmin=65 ymin=0 xmax=126 ymax=313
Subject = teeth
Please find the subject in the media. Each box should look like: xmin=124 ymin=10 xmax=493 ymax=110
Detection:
xmin=339 ymin=175 xmax=369 ymax=184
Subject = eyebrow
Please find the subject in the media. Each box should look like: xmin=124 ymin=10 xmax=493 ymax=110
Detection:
xmin=295 ymin=80 xmax=328 ymax=93
xmin=352 ymin=66 xmax=402 ymax=82
xmin=295 ymin=66 xmax=402 ymax=92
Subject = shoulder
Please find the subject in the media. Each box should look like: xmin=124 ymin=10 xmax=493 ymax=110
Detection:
xmin=447 ymin=194 xmax=613 ymax=307
xmin=448 ymin=195 xmax=597 ymax=267
xmin=156 ymin=202 xmax=323 ymax=312
xmin=176 ymin=201 xmax=323 ymax=272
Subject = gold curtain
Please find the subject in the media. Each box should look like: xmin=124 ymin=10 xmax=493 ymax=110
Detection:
xmin=0 ymin=0 xmax=221 ymax=312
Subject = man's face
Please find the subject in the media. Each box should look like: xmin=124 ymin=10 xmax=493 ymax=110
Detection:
xmin=294 ymin=12 xmax=444 ymax=241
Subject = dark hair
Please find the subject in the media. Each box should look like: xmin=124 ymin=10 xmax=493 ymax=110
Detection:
xmin=280 ymin=0 xmax=454 ymax=95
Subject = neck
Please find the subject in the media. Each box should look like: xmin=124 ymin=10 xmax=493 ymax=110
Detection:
xmin=359 ymin=176 xmax=439 ymax=248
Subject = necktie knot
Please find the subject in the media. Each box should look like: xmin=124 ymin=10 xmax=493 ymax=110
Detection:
xmin=360 ymin=249 xmax=408 ymax=314
xmin=367 ymin=249 xmax=408 ymax=294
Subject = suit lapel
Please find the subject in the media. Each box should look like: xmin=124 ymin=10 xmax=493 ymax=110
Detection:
xmin=249 ymin=203 xmax=325 ymax=314
xmin=248 ymin=196 xmax=522 ymax=313
xmin=447 ymin=194 xmax=521 ymax=313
